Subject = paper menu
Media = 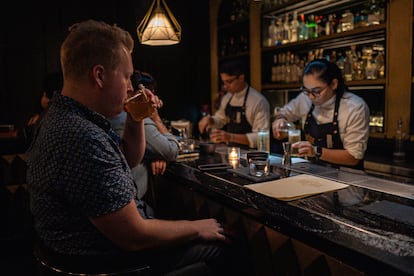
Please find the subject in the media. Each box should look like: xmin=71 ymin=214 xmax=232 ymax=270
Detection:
xmin=245 ymin=174 xmax=349 ymax=201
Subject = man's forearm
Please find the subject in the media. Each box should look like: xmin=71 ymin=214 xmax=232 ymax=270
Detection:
xmin=122 ymin=115 xmax=145 ymax=167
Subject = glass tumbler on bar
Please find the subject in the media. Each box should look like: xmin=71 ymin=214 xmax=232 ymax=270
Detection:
xmin=124 ymin=84 xmax=155 ymax=122
xmin=257 ymin=128 xmax=270 ymax=153
xmin=288 ymin=129 xmax=301 ymax=157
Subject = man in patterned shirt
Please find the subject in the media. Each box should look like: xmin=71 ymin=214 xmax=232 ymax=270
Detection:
xmin=27 ymin=20 xmax=250 ymax=275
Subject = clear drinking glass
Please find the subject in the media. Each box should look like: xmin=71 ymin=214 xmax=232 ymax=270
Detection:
xmin=288 ymin=129 xmax=301 ymax=156
xmin=257 ymin=128 xmax=270 ymax=153
xmin=249 ymin=157 xmax=270 ymax=177
xmin=277 ymin=121 xmax=295 ymax=140
xmin=124 ymin=84 xmax=155 ymax=122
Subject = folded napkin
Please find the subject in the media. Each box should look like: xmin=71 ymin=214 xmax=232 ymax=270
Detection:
xmin=227 ymin=167 xmax=280 ymax=183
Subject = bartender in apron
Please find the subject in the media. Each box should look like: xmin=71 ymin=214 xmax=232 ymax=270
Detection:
xmin=222 ymin=87 xmax=251 ymax=148
xmin=198 ymin=59 xmax=270 ymax=149
xmin=272 ymin=59 xmax=370 ymax=169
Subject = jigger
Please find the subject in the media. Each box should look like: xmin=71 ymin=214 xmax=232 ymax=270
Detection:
xmin=282 ymin=142 xmax=292 ymax=167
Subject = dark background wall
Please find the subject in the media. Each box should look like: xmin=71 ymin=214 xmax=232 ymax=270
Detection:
xmin=0 ymin=0 xmax=211 ymax=130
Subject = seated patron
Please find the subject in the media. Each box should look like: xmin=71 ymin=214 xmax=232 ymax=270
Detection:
xmin=27 ymin=19 xmax=250 ymax=275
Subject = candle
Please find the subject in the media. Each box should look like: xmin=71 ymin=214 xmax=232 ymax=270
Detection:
xmin=230 ymin=158 xmax=239 ymax=169
xmin=228 ymin=147 xmax=240 ymax=169
xmin=229 ymin=148 xmax=239 ymax=160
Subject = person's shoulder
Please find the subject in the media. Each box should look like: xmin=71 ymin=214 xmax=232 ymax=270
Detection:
xmin=343 ymin=91 xmax=367 ymax=104
xmin=341 ymin=92 xmax=369 ymax=110
xmin=248 ymin=86 xmax=261 ymax=95
xmin=248 ymin=87 xmax=266 ymax=99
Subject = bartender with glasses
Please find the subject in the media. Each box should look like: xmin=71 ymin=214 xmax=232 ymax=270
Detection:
xmin=272 ymin=59 xmax=370 ymax=169
xmin=198 ymin=59 xmax=270 ymax=149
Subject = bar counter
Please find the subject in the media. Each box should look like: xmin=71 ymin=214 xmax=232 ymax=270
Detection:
xmin=153 ymin=145 xmax=414 ymax=275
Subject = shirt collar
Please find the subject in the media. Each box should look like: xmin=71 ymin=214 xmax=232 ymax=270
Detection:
xmin=318 ymin=94 xmax=336 ymax=110
xmin=232 ymin=84 xmax=249 ymax=100
xmin=53 ymin=93 xmax=112 ymax=132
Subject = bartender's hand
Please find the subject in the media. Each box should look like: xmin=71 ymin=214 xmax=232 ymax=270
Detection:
xmin=292 ymin=141 xmax=316 ymax=157
xmin=198 ymin=115 xmax=214 ymax=134
xmin=272 ymin=118 xmax=288 ymax=140
xmin=151 ymin=160 xmax=167 ymax=175
xmin=210 ymin=128 xmax=230 ymax=143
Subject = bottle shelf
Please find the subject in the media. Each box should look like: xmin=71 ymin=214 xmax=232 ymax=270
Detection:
xmin=262 ymin=23 xmax=385 ymax=52
xmin=262 ymin=0 xmax=369 ymax=18
xmin=262 ymin=79 xmax=386 ymax=91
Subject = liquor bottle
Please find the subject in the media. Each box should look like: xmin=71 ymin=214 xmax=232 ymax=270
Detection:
xmin=350 ymin=44 xmax=363 ymax=80
xmin=329 ymin=50 xmax=337 ymax=63
xmin=290 ymin=11 xmax=299 ymax=42
xmin=325 ymin=14 xmax=332 ymax=36
xmin=282 ymin=13 xmax=291 ymax=44
xmin=343 ymin=50 xmax=353 ymax=81
xmin=364 ymin=46 xmax=377 ymax=80
xmin=316 ymin=15 xmax=326 ymax=37
xmin=336 ymin=52 xmax=344 ymax=75
xmin=329 ymin=14 xmax=337 ymax=35
xmin=239 ymin=34 xmax=248 ymax=52
xmin=298 ymin=13 xmax=308 ymax=40
xmin=375 ymin=49 xmax=385 ymax=79
xmin=367 ymin=0 xmax=384 ymax=25
xmin=268 ymin=19 xmax=277 ymax=46
xmin=275 ymin=17 xmax=284 ymax=46
xmin=271 ymin=54 xmax=278 ymax=82
xmin=307 ymin=15 xmax=317 ymax=39
xmin=230 ymin=1 xmax=237 ymax=22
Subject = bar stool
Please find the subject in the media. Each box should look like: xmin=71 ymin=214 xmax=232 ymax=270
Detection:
xmin=33 ymin=242 xmax=151 ymax=276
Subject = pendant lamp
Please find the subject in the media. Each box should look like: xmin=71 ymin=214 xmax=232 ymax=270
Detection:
xmin=137 ymin=0 xmax=182 ymax=46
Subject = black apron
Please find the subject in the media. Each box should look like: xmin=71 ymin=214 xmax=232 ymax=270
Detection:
xmin=223 ymin=87 xmax=252 ymax=148
xmin=304 ymin=95 xmax=364 ymax=170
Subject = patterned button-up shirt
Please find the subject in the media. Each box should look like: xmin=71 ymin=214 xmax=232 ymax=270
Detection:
xmin=27 ymin=93 xmax=147 ymax=255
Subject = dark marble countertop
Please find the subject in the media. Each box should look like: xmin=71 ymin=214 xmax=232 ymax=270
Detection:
xmin=169 ymin=148 xmax=414 ymax=275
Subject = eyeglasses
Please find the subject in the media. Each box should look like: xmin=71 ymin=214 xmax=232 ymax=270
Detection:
xmin=221 ymin=76 xmax=239 ymax=86
xmin=300 ymin=85 xmax=328 ymax=97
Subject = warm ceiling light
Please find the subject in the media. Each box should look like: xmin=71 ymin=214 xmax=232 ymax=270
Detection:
xmin=137 ymin=0 xmax=182 ymax=46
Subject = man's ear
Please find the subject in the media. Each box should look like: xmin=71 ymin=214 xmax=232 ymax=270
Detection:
xmin=93 ymin=65 xmax=105 ymax=87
